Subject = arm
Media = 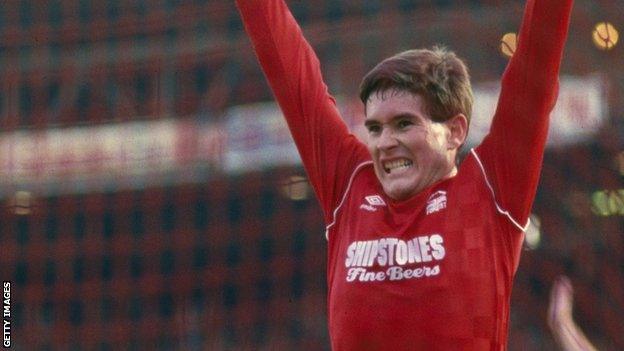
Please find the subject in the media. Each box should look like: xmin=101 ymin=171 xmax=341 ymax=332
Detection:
xmin=235 ymin=0 xmax=369 ymax=221
xmin=475 ymin=0 xmax=573 ymax=229
xmin=548 ymin=276 xmax=598 ymax=351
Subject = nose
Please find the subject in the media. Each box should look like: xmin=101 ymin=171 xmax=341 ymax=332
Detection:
xmin=376 ymin=128 xmax=399 ymax=151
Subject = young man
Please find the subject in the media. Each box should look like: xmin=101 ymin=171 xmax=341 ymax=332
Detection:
xmin=236 ymin=0 xmax=572 ymax=349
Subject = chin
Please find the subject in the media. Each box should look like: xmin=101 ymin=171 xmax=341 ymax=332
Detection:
xmin=383 ymin=183 xmax=418 ymax=201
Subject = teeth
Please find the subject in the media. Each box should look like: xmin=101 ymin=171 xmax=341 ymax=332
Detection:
xmin=383 ymin=159 xmax=413 ymax=173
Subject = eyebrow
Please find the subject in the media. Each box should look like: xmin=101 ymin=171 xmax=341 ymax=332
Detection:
xmin=364 ymin=113 xmax=419 ymax=127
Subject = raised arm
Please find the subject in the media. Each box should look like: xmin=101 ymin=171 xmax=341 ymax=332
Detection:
xmin=235 ymin=0 xmax=369 ymax=220
xmin=475 ymin=0 xmax=574 ymax=229
xmin=548 ymin=276 xmax=598 ymax=351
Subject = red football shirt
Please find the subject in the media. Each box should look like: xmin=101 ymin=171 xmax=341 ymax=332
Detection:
xmin=236 ymin=0 xmax=572 ymax=349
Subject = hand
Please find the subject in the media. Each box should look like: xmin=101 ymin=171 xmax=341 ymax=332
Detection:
xmin=548 ymin=275 xmax=574 ymax=328
xmin=547 ymin=275 xmax=598 ymax=351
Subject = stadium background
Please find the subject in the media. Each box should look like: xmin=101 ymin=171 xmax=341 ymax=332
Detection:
xmin=0 ymin=0 xmax=622 ymax=349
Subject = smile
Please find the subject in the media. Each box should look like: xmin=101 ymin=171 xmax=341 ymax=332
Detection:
xmin=383 ymin=159 xmax=414 ymax=174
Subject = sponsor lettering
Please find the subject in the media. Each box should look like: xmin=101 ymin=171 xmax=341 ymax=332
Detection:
xmin=344 ymin=235 xmax=445 ymax=283
xmin=345 ymin=235 xmax=445 ymax=267
xmin=346 ymin=265 xmax=441 ymax=282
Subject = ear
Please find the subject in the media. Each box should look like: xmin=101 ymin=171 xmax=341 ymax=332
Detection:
xmin=444 ymin=114 xmax=468 ymax=150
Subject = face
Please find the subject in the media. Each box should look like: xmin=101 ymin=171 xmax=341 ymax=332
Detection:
xmin=365 ymin=90 xmax=459 ymax=200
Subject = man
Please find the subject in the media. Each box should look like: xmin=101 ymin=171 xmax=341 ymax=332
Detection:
xmin=236 ymin=0 xmax=572 ymax=349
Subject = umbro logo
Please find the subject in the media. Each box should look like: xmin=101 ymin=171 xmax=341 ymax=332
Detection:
xmin=365 ymin=195 xmax=386 ymax=206
xmin=360 ymin=195 xmax=386 ymax=212
xmin=426 ymin=190 xmax=447 ymax=215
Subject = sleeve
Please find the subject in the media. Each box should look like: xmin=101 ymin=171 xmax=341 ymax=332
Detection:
xmin=235 ymin=0 xmax=370 ymax=222
xmin=474 ymin=0 xmax=573 ymax=230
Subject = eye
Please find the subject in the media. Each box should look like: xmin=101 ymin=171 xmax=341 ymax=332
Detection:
xmin=397 ymin=119 xmax=413 ymax=129
xmin=366 ymin=124 xmax=381 ymax=134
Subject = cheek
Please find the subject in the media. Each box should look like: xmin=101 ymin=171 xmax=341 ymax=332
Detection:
xmin=405 ymin=137 xmax=429 ymax=155
xmin=366 ymin=143 xmax=377 ymax=159
xmin=408 ymin=140 xmax=445 ymax=166
xmin=422 ymin=132 xmax=446 ymax=152
xmin=431 ymin=127 xmax=450 ymax=147
xmin=365 ymin=138 xmax=374 ymax=151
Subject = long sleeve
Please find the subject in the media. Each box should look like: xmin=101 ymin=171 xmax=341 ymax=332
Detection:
xmin=474 ymin=0 xmax=574 ymax=229
xmin=235 ymin=0 xmax=370 ymax=222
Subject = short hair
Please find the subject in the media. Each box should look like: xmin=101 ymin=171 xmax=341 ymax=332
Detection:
xmin=359 ymin=47 xmax=473 ymax=125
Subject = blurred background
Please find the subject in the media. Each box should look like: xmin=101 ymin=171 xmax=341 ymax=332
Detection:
xmin=0 ymin=0 xmax=622 ymax=350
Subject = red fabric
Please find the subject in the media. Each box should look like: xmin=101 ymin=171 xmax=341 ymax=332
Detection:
xmin=476 ymin=0 xmax=573 ymax=227
xmin=235 ymin=0 xmax=371 ymax=224
xmin=237 ymin=0 xmax=572 ymax=349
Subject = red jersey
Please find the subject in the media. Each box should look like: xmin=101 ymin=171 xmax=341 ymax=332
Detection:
xmin=236 ymin=0 xmax=572 ymax=349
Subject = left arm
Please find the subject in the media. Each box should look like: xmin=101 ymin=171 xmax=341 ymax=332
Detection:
xmin=474 ymin=0 xmax=574 ymax=229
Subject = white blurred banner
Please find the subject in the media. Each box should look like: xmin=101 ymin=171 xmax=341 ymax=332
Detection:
xmin=0 ymin=119 xmax=226 ymax=197
xmin=467 ymin=75 xmax=607 ymax=147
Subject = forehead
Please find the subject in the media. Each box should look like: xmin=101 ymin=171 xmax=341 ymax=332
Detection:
xmin=365 ymin=90 xmax=429 ymax=121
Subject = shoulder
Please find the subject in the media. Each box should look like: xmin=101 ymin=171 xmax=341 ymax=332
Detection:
xmin=456 ymin=150 xmax=483 ymax=181
xmin=456 ymin=149 xmax=530 ymax=232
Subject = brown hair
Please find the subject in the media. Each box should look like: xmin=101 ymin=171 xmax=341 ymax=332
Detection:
xmin=359 ymin=47 xmax=473 ymax=124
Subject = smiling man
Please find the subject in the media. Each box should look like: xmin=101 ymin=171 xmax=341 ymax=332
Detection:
xmin=236 ymin=0 xmax=573 ymax=349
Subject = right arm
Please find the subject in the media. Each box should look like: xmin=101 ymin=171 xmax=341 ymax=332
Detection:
xmin=235 ymin=0 xmax=370 ymax=220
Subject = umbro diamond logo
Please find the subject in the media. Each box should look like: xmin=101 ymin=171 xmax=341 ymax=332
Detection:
xmin=365 ymin=195 xmax=386 ymax=206
xmin=360 ymin=195 xmax=386 ymax=212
